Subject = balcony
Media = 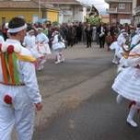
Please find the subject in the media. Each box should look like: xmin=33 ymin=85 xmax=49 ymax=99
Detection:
xmin=134 ymin=6 xmax=140 ymax=14
xmin=105 ymin=0 xmax=132 ymax=3
xmin=107 ymin=7 xmax=132 ymax=14
xmin=117 ymin=11 xmax=132 ymax=14
xmin=106 ymin=8 xmax=117 ymax=13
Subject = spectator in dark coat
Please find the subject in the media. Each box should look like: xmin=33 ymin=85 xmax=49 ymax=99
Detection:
xmin=85 ymin=23 xmax=93 ymax=48
xmin=67 ymin=23 xmax=76 ymax=47
xmin=96 ymin=22 xmax=108 ymax=48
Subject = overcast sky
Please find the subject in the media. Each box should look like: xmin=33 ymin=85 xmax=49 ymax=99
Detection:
xmin=77 ymin=0 xmax=109 ymax=13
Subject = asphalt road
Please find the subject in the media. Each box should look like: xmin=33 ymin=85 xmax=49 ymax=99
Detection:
xmin=34 ymin=83 xmax=140 ymax=140
xmin=32 ymin=45 xmax=140 ymax=140
xmin=37 ymin=56 xmax=113 ymax=98
xmin=12 ymin=43 xmax=116 ymax=139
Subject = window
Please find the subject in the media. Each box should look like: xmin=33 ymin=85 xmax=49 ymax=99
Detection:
xmin=118 ymin=3 xmax=125 ymax=9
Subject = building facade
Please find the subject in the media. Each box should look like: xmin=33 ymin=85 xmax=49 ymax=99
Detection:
xmin=133 ymin=0 xmax=140 ymax=25
xmin=0 ymin=0 xmax=59 ymax=25
xmin=105 ymin=0 xmax=132 ymax=24
xmin=44 ymin=0 xmax=85 ymax=23
xmin=101 ymin=15 xmax=109 ymax=23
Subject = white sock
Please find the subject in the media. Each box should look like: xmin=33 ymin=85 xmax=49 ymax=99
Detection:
xmin=127 ymin=105 xmax=138 ymax=127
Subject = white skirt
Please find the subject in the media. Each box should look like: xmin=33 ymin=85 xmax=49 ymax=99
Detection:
xmin=110 ymin=41 xmax=118 ymax=50
xmin=112 ymin=67 xmax=140 ymax=102
xmin=52 ymin=42 xmax=65 ymax=50
xmin=37 ymin=43 xmax=51 ymax=55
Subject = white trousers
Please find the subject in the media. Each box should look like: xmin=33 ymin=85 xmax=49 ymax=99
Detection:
xmin=0 ymin=103 xmax=35 ymax=140
xmin=0 ymin=85 xmax=35 ymax=140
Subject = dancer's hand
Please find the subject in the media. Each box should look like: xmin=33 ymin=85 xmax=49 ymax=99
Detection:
xmin=35 ymin=102 xmax=43 ymax=111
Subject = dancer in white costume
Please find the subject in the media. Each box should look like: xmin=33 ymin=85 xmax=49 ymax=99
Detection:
xmin=36 ymin=28 xmax=51 ymax=70
xmin=118 ymin=29 xmax=140 ymax=73
xmin=110 ymin=30 xmax=128 ymax=65
xmin=0 ymin=35 xmax=4 ymax=43
xmin=23 ymin=29 xmax=44 ymax=70
xmin=117 ymin=32 xmax=130 ymax=73
xmin=23 ymin=29 xmax=40 ymax=57
xmin=116 ymin=29 xmax=140 ymax=102
xmin=52 ymin=30 xmax=66 ymax=64
xmin=36 ymin=28 xmax=51 ymax=55
xmin=23 ymin=29 xmax=36 ymax=49
xmin=0 ymin=17 xmax=43 ymax=139
xmin=130 ymin=29 xmax=140 ymax=49
xmin=112 ymin=42 xmax=140 ymax=127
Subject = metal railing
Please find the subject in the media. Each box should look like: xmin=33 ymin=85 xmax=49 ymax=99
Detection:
xmin=106 ymin=8 xmax=117 ymax=13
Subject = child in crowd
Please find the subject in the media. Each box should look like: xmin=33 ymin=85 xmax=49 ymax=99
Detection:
xmin=52 ymin=30 xmax=66 ymax=64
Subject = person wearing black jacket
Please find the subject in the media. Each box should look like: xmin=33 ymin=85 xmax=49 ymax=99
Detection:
xmin=85 ymin=23 xmax=93 ymax=48
xmin=96 ymin=22 xmax=107 ymax=48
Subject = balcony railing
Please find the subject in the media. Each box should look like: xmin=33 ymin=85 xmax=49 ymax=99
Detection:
xmin=107 ymin=7 xmax=132 ymax=14
xmin=105 ymin=0 xmax=132 ymax=3
xmin=106 ymin=8 xmax=117 ymax=13
xmin=134 ymin=6 xmax=140 ymax=14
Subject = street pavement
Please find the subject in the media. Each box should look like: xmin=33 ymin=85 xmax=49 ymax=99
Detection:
xmin=12 ymin=42 xmax=120 ymax=139
xmin=31 ymin=43 xmax=140 ymax=140
xmin=32 ymin=43 xmax=118 ymax=139
xmin=34 ymin=42 xmax=115 ymax=126
xmin=34 ymin=82 xmax=140 ymax=140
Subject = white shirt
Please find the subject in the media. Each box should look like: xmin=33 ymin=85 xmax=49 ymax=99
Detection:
xmin=36 ymin=32 xmax=49 ymax=44
xmin=23 ymin=34 xmax=36 ymax=49
xmin=0 ymin=39 xmax=42 ymax=104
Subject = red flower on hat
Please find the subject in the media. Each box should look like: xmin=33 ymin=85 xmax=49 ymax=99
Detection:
xmin=4 ymin=94 xmax=12 ymax=105
xmin=7 ymin=45 xmax=14 ymax=54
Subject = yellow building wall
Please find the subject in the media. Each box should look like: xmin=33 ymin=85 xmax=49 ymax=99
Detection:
xmin=0 ymin=10 xmax=40 ymax=23
xmin=0 ymin=9 xmax=59 ymax=24
xmin=47 ymin=11 xmax=59 ymax=22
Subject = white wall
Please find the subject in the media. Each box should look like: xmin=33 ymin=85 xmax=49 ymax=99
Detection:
xmin=82 ymin=7 xmax=87 ymax=22
xmin=73 ymin=6 xmax=82 ymax=22
xmin=59 ymin=4 xmax=85 ymax=23
xmin=132 ymin=0 xmax=137 ymax=15
xmin=59 ymin=11 xmax=64 ymax=24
